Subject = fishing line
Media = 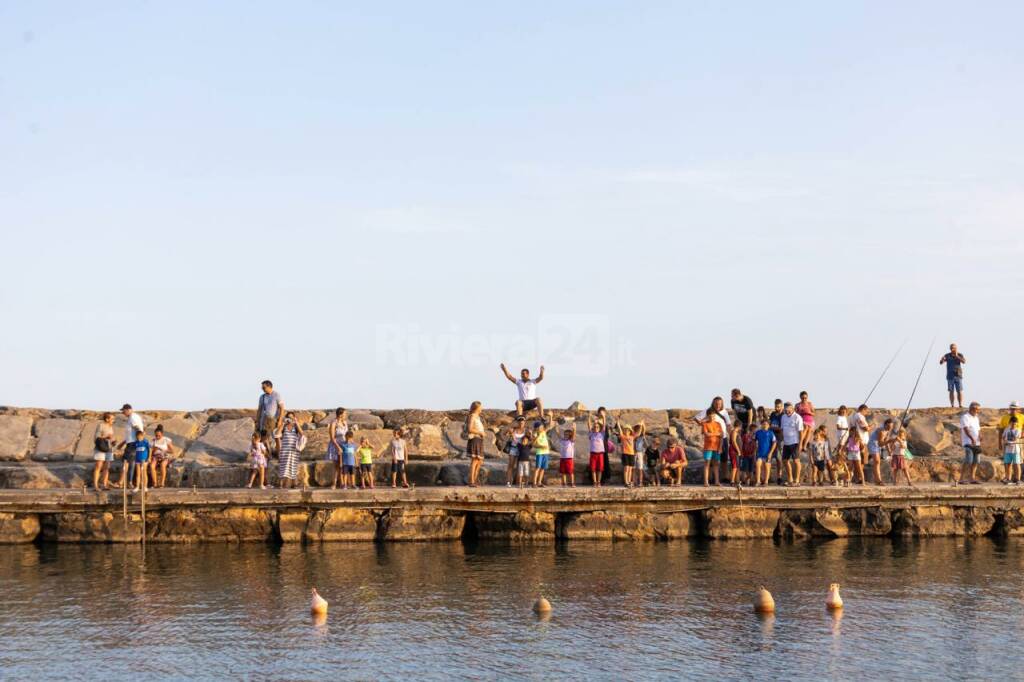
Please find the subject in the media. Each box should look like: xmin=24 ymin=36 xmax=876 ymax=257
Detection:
xmin=863 ymin=338 xmax=908 ymax=405
xmin=899 ymin=337 xmax=936 ymax=427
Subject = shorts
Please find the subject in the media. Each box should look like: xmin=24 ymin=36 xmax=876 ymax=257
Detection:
xmin=468 ymin=436 xmax=484 ymax=458
xmin=847 ymin=450 xmax=862 ymax=462
xmin=123 ymin=443 xmax=137 ymax=459
xmin=343 ymin=464 xmax=355 ymax=475
xmin=947 ymin=377 xmax=963 ymax=392
xmin=342 ymin=457 xmax=356 ymax=468
xmin=520 ymin=399 xmax=539 ymax=412
xmin=559 ymin=458 xmax=574 ymax=475
xmin=359 ymin=463 xmax=372 ymax=473
xmin=622 ymin=454 xmax=636 ymax=468
xmin=646 ymin=456 xmax=660 ymax=470
xmin=782 ymin=444 xmax=799 ymax=461
xmin=1003 ymin=452 xmax=1022 ymax=465
xmin=755 ymin=452 xmax=769 ymax=461
xmin=134 ymin=453 xmax=149 ymax=464
xmin=813 ymin=460 xmax=826 ymax=472
xmin=891 ymin=455 xmax=906 ymax=471
xmin=963 ymin=445 xmax=982 ymax=465
xmin=517 ymin=461 xmax=531 ymax=477
xmin=93 ymin=451 xmax=114 ymax=463
xmin=250 ymin=454 xmax=267 ymax=469
xmin=535 ymin=454 xmax=549 ymax=470
xmin=703 ymin=450 xmax=720 ymax=462
xmin=589 ymin=453 xmax=604 ymax=472
xmin=392 ymin=460 xmax=406 ymax=475
xmin=739 ymin=456 xmax=754 ymax=473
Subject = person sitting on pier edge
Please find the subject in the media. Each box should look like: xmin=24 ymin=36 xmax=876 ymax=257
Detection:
xmin=499 ymin=363 xmax=545 ymax=419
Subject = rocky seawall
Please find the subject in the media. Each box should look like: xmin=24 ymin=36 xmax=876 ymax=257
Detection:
xmin=0 ymin=405 xmax=1011 ymax=490
xmin=0 ymin=486 xmax=1022 ymax=544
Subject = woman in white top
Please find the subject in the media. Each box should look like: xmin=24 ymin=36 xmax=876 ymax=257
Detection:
xmin=91 ymin=413 xmax=116 ymax=490
xmin=150 ymin=425 xmax=176 ymax=488
xmin=466 ymin=401 xmax=486 ymax=487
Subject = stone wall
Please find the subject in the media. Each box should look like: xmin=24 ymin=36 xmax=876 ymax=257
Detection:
xmin=5 ymin=503 xmax=1024 ymax=544
xmin=0 ymin=406 xmax=1009 ymax=489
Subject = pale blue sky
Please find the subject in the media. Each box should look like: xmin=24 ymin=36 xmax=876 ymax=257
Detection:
xmin=1 ymin=2 xmax=1021 ymax=411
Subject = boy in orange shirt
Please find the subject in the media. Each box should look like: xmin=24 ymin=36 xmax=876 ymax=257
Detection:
xmin=702 ymin=407 xmax=724 ymax=487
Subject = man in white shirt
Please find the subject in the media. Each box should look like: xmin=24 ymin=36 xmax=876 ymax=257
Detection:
xmin=959 ymin=401 xmax=983 ymax=485
xmin=779 ymin=402 xmax=804 ymax=485
xmin=500 ymin=363 xmax=545 ymax=418
xmin=112 ymin=403 xmax=145 ymax=487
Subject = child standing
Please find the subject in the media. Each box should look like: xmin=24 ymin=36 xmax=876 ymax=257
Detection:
xmin=1002 ymin=421 xmax=1022 ymax=485
xmin=701 ymin=408 xmax=724 ymax=487
xmin=517 ymin=431 xmax=533 ymax=488
xmin=340 ymin=431 xmax=358 ymax=490
xmin=587 ymin=415 xmax=606 ymax=487
xmin=505 ymin=418 xmax=527 ymax=487
xmin=847 ymin=424 xmax=866 ymax=484
xmin=889 ymin=428 xmax=914 ymax=487
xmin=808 ymin=426 xmax=832 ymax=486
xmin=645 ymin=436 xmax=662 ymax=487
xmin=835 ymin=405 xmax=850 ymax=449
xmin=389 ymin=429 xmax=409 ymax=488
xmin=558 ymin=426 xmax=576 ymax=487
xmin=247 ymin=431 xmax=268 ymax=489
xmin=727 ymin=423 xmax=742 ymax=486
xmin=633 ymin=423 xmax=647 ymax=487
xmin=357 ymin=437 xmax=375 ymax=489
xmin=753 ymin=419 xmax=776 ymax=486
xmin=532 ymin=419 xmax=553 ymax=488
xmin=616 ymin=422 xmax=637 ymax=488
xmin=740 ymin=424 xmax=757 ymax=486
xmin=130 ymin=429 xmax=151 ymax=493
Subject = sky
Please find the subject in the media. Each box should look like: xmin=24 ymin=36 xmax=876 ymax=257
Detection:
xmin=1 ymin=2 xmax=1022 ymax=412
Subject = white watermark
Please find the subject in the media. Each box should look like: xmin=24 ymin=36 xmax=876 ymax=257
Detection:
xmin=375 ymin=314 xmax=635 ymax=376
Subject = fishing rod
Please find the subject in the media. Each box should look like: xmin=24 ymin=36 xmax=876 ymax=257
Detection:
xmin=863 ymin=338 xmax=908 ymax=405
xmin=899 ymin=337 xmax=936 ymax=427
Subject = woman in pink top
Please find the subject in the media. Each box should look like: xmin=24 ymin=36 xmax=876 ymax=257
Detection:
xmin=796 ymin=391 xmax=815 ymax=454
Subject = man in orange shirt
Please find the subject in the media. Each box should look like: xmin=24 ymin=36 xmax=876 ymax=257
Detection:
xmin=701 ymin=407 xmax=724 ymax=487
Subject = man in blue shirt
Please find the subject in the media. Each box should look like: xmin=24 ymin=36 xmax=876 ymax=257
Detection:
xmin=939 ymin=343 xmax=966 ymax=408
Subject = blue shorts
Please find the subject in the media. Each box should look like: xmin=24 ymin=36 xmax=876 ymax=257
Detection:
xmin=703 ymin=450 xmax=720 ymax=462
xmin=963 ymin=445 xmax=981 ymax=465
xmin=343 ymin=457 xmax=356 ymax=467
xmin=1003 ymin=453 xmax=1021 ymax=465
xmin=739 ymin=457 xmax=754 ymax=473
xmin=535 ymin=454 xmax=549 ymax=470
xmin=756 ymin=451 xmax=770 ymax=461
xmin=948 ymin=377 xmax=963 ymax=392
xmin=134 ymin=452 xmax=149 ymax=464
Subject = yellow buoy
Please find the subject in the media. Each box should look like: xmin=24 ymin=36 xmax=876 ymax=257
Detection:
xmin=533 ymin=596 xmax=552 ymax=614
xmin=826 ymin=583 xmax=843 ymax=610
xmin=754 ymin=587 xmax=775 ymax=614
xmin=310 ymin=587 xmax=329 ymax=615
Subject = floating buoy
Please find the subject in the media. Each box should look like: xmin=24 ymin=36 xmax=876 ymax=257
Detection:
xmin=533 ymin=596 xmax=552 ymax=614
xmin=311 ymin=588 xmax=328 ymax=615
xmin=826 ymin=583 xmax=843 ymax=610
xmin=754 ymin=587 xmax=775 ymax=614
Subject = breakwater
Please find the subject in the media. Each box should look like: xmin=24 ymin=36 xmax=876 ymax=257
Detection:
xmin=2 ymin=484 xmax=1022 ymax=544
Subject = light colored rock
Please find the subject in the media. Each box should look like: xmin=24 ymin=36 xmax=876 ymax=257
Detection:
xmin=891 ymin=506 xmax=997 ymax=536
xmin=408 ymin=424 xmax=450 ymax=459
xmin=703 ymin=507 xmax=779 ymax=539
xmin=148 ymin=508 xmax=274 ymax=542
xmin=0 ymin=512 xmax=41 ymax=543
xmin=567 ymin=401 xmax=588 ymax=413
xmin=472 ymin=511 xmax=555 ymax=541
xmin=304 ymin=508 xmax=378 ymax=542
xmin=905 ymin=415 xmax=954 ymax=455
xmin=610 ymin=409 xmax=670 ymax=432
xmin=32 ymin=418 xmax=83 ymax=461
xmin=557 ymin=511 xmax=693 ymax=540
xmin=0 ymin=463 xmax=88 ymax=489
xmin=0 ymin=415 xmax=33 ymax=461
xmin=42 ymin=512 xmax=144 ymax=543
xmin=185 ymin=418 xmax=255 ymax=463
xmin=383 ymin=509 xmax=465 ymax=541
xmin=378 ymin=409 xmax=449 ymax=428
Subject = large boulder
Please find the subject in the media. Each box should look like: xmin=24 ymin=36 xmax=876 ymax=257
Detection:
xmin=703 ymin=507 xmax=779 ymax=539
xmin=904 ymin=414 xmax=954 ymax=455
xmin=32 ymin=418 xmax=84 ymax=461
xmin=0 ymin=512 xmax=41 ymax=543
xmin=376 ymin=409 xmax=449 ymax=429
xmin=0 ymin=463 xmax=88 ymax=489
xmin=0 ymin=415 xmax=33 ymax=461
xmin=185 ymin=418 xmax=254 ymax=464
xmin=610 ymin=409 xmax=670 ymax=433
xmin=408 ymin=424 xmax=450 ymax=459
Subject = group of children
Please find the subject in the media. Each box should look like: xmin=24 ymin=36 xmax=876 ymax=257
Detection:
xmin=697 ymin=403 xmax=917 ymax=488
xmin=245 ymin=409 xmax=412 ymax=490
xmin=92 ymin=417 xmax=176 ymax=493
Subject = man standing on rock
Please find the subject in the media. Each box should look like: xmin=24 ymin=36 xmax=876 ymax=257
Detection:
xmin=730 ymin=389 xmax=755 ymax=429
xmin=958 ymin=401 xmax=983 ymax=485
xmin=500 ymin=364 xmax=545 ymax=419
xmin=256 ymin=380 xmax=285 ymax=460
xmin=939 ymin=343 xmax=966 ymax=408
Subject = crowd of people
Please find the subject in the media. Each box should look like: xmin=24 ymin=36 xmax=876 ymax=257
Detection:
xmin=88 ymin=343 xmax=1024 ymax=491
